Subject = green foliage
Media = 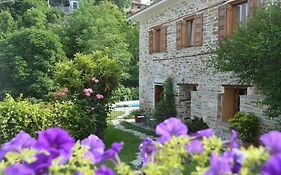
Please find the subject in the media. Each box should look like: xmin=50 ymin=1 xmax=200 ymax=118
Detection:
xmin=112 ymin=85 xmax=139 ymax=102
xmin=0 ymin=28 xmax=66 ymax=99
xmin=212 ymin=3 xmax=281 ymax=117
xmin=185 ymin=117 xmax=209 ymax=133
xmin=54 ymin=50 xmax=121 ymax=138
xmin=128 ymin=109 xmax=146 ymax=118
xmin=95 ymin=0 xmax=131 ymax=8
xmin=58 ymin=1 xmax=132 ymax=82
xmin=154 ymin=77 xmax=177 ymax=123
xmin=20 ymin=7 xmax=47 ymax=28
xmin=229 ymin=112 xmax=260 ymax=142
xmin=0 ymin=11 xmax=15 ymax=38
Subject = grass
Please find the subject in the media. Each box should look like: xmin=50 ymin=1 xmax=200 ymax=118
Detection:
xmin=103 ymin=125 xmax=142 ymax=167
xmin=120 ymin=121 xmax=156 ymax=137
xmin=108 ymin=110 xmax=125 ymax=120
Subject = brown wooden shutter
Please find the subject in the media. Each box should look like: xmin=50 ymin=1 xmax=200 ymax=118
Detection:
xmin=218 ymin=4 xmax=227 ymax=41
xmin=181 ymin=20 xmax=188 ymax=48
xmin=149 ymin=30 xmax=153 ymax=54
xmin=152 ymin=30 xmax=157 ymax=53
xmin=249 ymin=0 xmax=259 ymax=17
xmin=176 ymin=20 xmax=182 ymax=50
xmin=194 ymin=14 xmax=203 ymax=47
xmin=160 ymin=26 xmax=167 ymax=52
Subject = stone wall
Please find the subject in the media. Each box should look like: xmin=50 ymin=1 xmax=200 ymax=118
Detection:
xmin=138 ymin=0 xmax=275 ymax=137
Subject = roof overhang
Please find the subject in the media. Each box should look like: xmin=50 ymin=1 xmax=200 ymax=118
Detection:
xmin=128 ymin=0 xmax=183 ymax=22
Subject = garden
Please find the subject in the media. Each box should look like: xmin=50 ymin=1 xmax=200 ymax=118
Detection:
xmin=0 ymin=0 xmax=281 ymax=174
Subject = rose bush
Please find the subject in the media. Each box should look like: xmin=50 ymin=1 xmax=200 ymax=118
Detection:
xmin=0 ymin=117 xmax=280 ymax=175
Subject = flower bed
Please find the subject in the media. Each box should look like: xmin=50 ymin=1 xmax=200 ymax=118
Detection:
xmin=0 ymin=117 xmax=280 ymax=175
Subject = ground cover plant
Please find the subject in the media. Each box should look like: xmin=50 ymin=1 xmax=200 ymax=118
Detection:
xmin=0 ymin=117 xmax=280 ymax=175
xmin=120 ymin=121 xmax=156 ymax=137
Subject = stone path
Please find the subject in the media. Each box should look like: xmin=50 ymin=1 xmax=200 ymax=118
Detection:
xmin=111 ymin=107 xmax=152 ymax=168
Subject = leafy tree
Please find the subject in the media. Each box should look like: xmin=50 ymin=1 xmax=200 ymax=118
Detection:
xmin=0 ymin=28 xmax=66 ymax=99
xmin=95 ymin=0 xmax=131 ymax=8
xmin=154 ymin=77 xmax=177 ymax=123
xmin=212 ymin=3 xmax=281 ymax=117
xmin=0 ymin=11 xmax=15 ymax=38
xmin=19 ymin=7 xmax=47 ymax=28
xmin=59 ymin=1 xmax=132 ymax=83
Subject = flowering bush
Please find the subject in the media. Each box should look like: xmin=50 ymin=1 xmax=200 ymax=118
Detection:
xmin=0 ymin=117 xmax=280 ymax=175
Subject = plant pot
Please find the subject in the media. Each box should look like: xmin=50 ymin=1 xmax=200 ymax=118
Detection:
xmin=135 ymin=116 xmax=141 ymax=123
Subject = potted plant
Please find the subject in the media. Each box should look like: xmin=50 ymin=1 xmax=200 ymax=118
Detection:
xmin=229 ymin=112 xmax=260 ymax=147
xmin=128 ymin=109 xmax=145 ymax=123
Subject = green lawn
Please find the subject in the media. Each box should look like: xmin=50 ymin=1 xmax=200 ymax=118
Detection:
xmin=120 ymin=121 xmax=156 ymax=137
xmin=103 ymin=125 xmax=142 ymax=167
xmin=108 ymin=110 xmax=125 ymax=120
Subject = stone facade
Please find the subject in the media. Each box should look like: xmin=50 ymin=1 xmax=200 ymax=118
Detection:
xmin=130 ymin=0 xmax=278 ymax=138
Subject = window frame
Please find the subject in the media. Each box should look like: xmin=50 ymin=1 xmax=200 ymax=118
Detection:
xmin=182 ymin=15 xmax=195 ymax=48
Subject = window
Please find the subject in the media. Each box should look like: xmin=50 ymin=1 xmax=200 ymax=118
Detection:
xmin=149 ymin=25 xmax=167 ymax=54
xmin=218 ymin=0 xmax=259 ymax=41
xmin=73 ymin=2 xmax=78 ymax=9
xmin=154 ymin=85 xmax=164 ymax=106
xmin=176 ymin=14 xmax=203 ymax=50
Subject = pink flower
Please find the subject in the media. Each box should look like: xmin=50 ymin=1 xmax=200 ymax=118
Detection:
xmin=91 ymin=77 xmax=96 ymax=81
xmin=94 ymin=79 xmax=99 ymax=83
xmin=63 ymin=88 xmax=69 ymax=93
xmin=96 ymin=94 xmax=104 ymax=100
xmin=58 ymin=92 xmax=66 ymax=97
xmin=84 ymin=88 xmax=93 ymax=96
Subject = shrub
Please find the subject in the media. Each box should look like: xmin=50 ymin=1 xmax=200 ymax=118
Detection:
xmin=54 ymin=50 xmax=121 ymax=138
xmin=229 ymin=112 xmax=260 ymax=142
xmin=154 ymin=77 xmax=177 ymax=123
xmin=111 ymin=85 xmax=139 ymax=102
xmin=185 ymin=117 xmax=209 ymax=133
xmin=127 ymin=109 xmax=145 ymax=118
xmin=0 ymin=117 xmax=279 ymax=175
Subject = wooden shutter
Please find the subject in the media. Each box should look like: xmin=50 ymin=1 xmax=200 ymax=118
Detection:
xmin=176 ymin=20 xmax=182 ymax=50
xmin=249 ymin=0 xmax=259 ymax=17
xmin=149 ymin=30 xmax=153 ymax=54
xmin=194 ymin=14 xmax=203 ymax=47
xmin=218 ymin=4 xmax=227 ymax=41
xmin=181 ymin=20 xmax=188 ymax=48
xmin=160 ymin=26 xmax=167 ymax=52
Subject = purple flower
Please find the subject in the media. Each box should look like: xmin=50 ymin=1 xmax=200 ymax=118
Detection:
xmin=4 ymin=164 xmax=34 ymax=175
xmin=186 ymin=140 xmax=204 ymax=154
xmin=204 ymin=153 xmax=232 ymax=175
xmin=35 ymin=128 xmax=75 ymax=164
xmin=230 ymin=130 xmax=239 ymax=149
xmin=0 ymin=131 xmax=36 ymax=160
xmin=101 ymin=142 xmax=123 ymax=164
xmin=26 ymin=153 xmax=53 ymax=175
xmin=262 ymin=153 xmax=281 ymax=175
xmin=193 ymin=128 xmax=215 ymax=139
xmin=260 ymin=131 xmax=281 ymax=155
xmin=139 ymin=138 xmax=157 ymax=164
xmin=81 ymin=134 xmax=105 ymax=164
xmin=231 ymin=149 xmax=244 ymax=174
xmin=156 ymin=117 xmax=188 ymax=143
xmin=95 ymin=165 xmax=115 ymax=175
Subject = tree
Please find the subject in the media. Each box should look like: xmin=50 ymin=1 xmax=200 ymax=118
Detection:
xmin=58 ymin=1 xmax=132 ymax=83
xmin=95 ymin=0 xmax=131 ymax=8
xmin=154 ymin=77 xmax=177 ymax=123
xmin=20 ymin=7 xmax=47 ymax=28
xmin=0 ymin=11 xmax=15 ymax=38
xmin=0 ymin=28 xmax=67 ymax=99
xmin=212 ymin=3 xmax=281 ymax=117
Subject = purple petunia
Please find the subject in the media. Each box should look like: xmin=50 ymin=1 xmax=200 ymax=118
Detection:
xmin=101 ymin=142 xmax=123 ymax=164
xmin=81 ymin=134 xmax=105 ymax=164
xmin=231 ymin=149 xmax=244 ymax=174
xmin=139 ymin=137 xmax=157 ymax=164
xmin=95 ymin=165 xmax=115 ymax=175
xmin=4 ymin=164 xmax=34 ymax=175
xmin=230 ymin=130 xmax=239 ymax=149
xmin=204 ymin=152 xmax=232 ymax=175
xmin=26 ymin=153 xmax=53 ymax=175
xmin=262 ymin=153 xmax=281 ymax=175
xmin=193 ymin=128 xmax=215 ymax=139
xmin=260 ymin=131 xmax=281 ymax=155
xmin=35 ymin=128 xmax=75 ymax=164
xmin=156 ymin=117 xmax=188 ymax=143
xmin=186 ymin=140 xmax=204 ymax=154
xmin=0 ymin=131 xmax=36 ymax=160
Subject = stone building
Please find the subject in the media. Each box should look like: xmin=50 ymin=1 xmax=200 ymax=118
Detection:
xmin=129 ymin=0 xmax=279 ymax=138
xmin=127 ymin=0 xmax=148 ymax=15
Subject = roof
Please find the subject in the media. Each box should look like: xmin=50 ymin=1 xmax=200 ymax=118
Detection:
xmin=128 ymin=0 xmax=184 ymax=22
